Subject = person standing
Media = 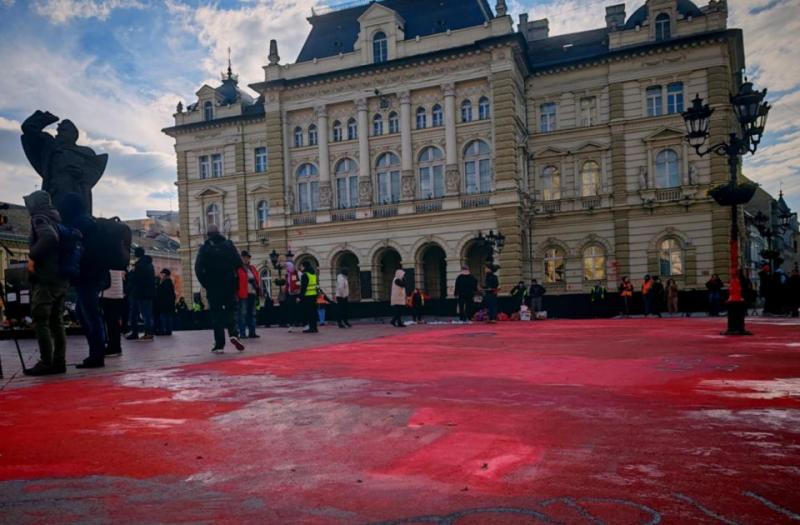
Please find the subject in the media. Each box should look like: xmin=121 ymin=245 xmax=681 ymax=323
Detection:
xmin=483 ymin=265 xmax=499 ymax=323
xmin=619 ymin=276 xmax=634 ymax=318
xmin=317 ymin=288 xmax=333 ymax=326
xmin=194 ymin=224 xmax=245 ymax=353
xmin=299 ymin=260 xmax=318 ymax=333
xmin=285 ymin=261 xmax=301 ymax=330
xmin=651 ymin=276 xmax=665 ymax=318
xmin=666 ymin=279 xmax=680 ymax=316
xmin=641 ymin=275 xmax=654 ymax=318
xmin=410 ymin=288 xmax=426 ymax=324
xmin=156 ymin=269 xmax=176 ymax=336
xmin=335 ymin=268 xmax=352 ymax=328
xmin=23 ymin=191 xmax=70 ymax=376
xmin=236 ymin=251 xmax=262 ymax=338
xmin=454 ymin=266 xmax=478 ymax=322
xmin=390 ymin=269 xmax=407 ymax=327
xmin=101 ymin=270 xmax=126 ymax=357
xmin=706 ymin=274 xmax=724 ymax=317
xmin=528 ymin=279 xmax=546 ymax=316
xmin=510 ymin=281 xmax=527 ymax=315
xmin=60 ymin=192 xmax=109 ymax=369
xmin=590 ymin=281 xmax=607 ymax=318
xmin=127 ymin=247 xmax=156 ymax=341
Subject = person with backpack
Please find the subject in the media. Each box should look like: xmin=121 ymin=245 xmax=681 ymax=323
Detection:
xmin=60 ymin=192 xmax=109 ymax=369
xmin=126 ymin=247 xmax=157 ymax=341
xmin=299 ymin=260 xmax=318 ymax=333
xmin=156 ymin=268 xmax=176 ymax=336
xmin=194 ymin=224 xmax=244 ymax=353
xmin=23 ymin=191 xmax=72 ymax=376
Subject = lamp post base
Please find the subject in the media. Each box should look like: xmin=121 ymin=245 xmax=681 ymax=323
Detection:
xmin=724 ymin=301 xmax=752 ymax=336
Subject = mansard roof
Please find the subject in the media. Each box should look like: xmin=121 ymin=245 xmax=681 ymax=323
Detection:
xmin=295 ymin=0 xmax=493 ymax=63
xmin=527 ymin=28 xmax=609 ymax=69
xmin=624 ymin=0 xmax=704 ymax=29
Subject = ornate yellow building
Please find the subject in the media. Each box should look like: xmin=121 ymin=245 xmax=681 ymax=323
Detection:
xmin=164 ymin=0 xmax=743 ymax=310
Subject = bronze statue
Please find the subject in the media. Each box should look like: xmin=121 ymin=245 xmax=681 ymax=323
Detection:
xmin=21 ymin=110 xmax=108 ymax=216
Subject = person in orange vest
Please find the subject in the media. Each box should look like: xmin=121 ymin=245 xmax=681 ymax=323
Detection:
xmin=317 ymin=287 xmax=333 ymax=326
xmin=641 ymin=275 xmax=654 ymax=317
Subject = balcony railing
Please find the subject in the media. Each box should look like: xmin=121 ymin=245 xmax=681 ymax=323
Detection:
xmin=331 ymin=209 xmax=357 ymax=222
xmin=461 ymin=194 xmax=490 ymax=209
xmin=292 ymin=213 xmax=317 ymax=226
xmin=373 ymin=205 xmax=399 ymax=218
xmin=581 ymin=196 xmax=602 ymax=210
xmin=415 ymin=199 xmax=443 ymax=214
xmin=542 ymin=200 xmax=561 ymax=214
xmin=656 ymin=188 xmax=683 ymax=202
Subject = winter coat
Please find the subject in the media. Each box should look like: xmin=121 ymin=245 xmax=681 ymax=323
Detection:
xmin=454 ymin=273 xmax=478 ymax=298
xmin=528 ymin=284 xmax=546 ymax=298
xmin=391 ymin=269 xmax=407 ymax=306
xmin=194 ymin=233 xmax=241 ymax=299
xmin=237 ymin=264 xmax=262 ymax=300
xmin=156 ymin=278 xmax=176 ymax=313
xmin=483 ymin=272 xmax=499 ymax=295
xmin=130 ymin=255 xmax=156 ymax=300
xmin=336 ymin=273 xmax=350 ymax=299
xmin=24 ymin=191 xmax=66 ymax=286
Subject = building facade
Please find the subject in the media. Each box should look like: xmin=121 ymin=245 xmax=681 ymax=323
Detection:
xmin=165 ymin=0 xmax=749 ymax=307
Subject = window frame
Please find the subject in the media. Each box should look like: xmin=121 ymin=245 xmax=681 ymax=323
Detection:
xmin=416 ymin=107 xmax=427 ymax=130
xmin=655 ymin=13 xmax=671 ymax=41
xmin=580 ymin=160 xmax=601 ymax=197
xmin=308 ymin=124 xmax=318 ymax=146
xmin=373 ymin=31 xmax=388 ymax=64
xmin=296 ymin=163 xmax=320 ymax=213
xmin=332 ymin=120 xmax=343 ymax=142
xmin=463 ymin=140 xmax=492 ymax=195
xmin=541 ymin=165 xmax=561 ymax=201
xmin=655 ymin=148 xmax=681 ymax=188
xmin=256 ymin=199 xmax=269 ymax=229
xmin=478 ymin=97 xmax=490 ymax=120
xmin=418 ymin=146 xmax=445 ymax=199
xmin=203 ymin=101 xmax=213 ymax=122
xmin=659 ymin=238 xmax=684 ymax=276
xmin=540 ymin=102 xmax=557 ymax=132
xmin=543 ymin=247 xmax=565 ymax=284
xmin=254 ymin=147 xmax=267 ymax=173
xmin=334 ymin=158 xmax=359 ymax=209
xmin=211 ymin=153 xmax=223 ymax=178
xmin=579 ymin=96 xmax=597 ymax=127
xmin=461 ymin=100 xmax=473 ymax=123
xmin=347 ymin=118 xmax=358 ymax=141
xmin=431 ymin=104 xmax=443 ymax=127
xmin=199 ymin=155 xmax=210 ymax=180
xmin=373 ymin=114 xmax=384 ymax=136
xmin=293 ymin=127 xmax=304 ymax=148
xmin=206 ymin=203 xmax=220 ymax=227
xmin=582 ymin=245 xmax=606 ymax=281
xmin=646 ymin=86 xmax=663 ymax=117
xmin=667 ymin=82 xmax=684 ymax=114
xmin=376 ymin=152 xmax=401 ymax=204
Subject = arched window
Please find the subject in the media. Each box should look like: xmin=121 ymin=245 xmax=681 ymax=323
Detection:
xmin=296 ymin=163 xmax=319 ymax=212
xmin=461 ymin=100 xmax=473 ymax=123
xmin=478 ymin=97 xmax=490 ymax=120
xmin=667 ymin=82 xmax=684 ymax=114
xmin=203 ymin=101 xmax=213 ymax=122
xmin=347 ymin=118 xmax=358 ymax=141
xmin=659 ymin=239 xmax=684 ymax=276
xmin=416 ymin=107 xmax=427 ymax=129
xmin=464 ymin=140 xmax=492 ymax=194
xmin=308 ymin=124 xmax=318 ymax=146
xmin=373 ymin=31 xmax=388 ymax=63
xmin=431 ymin=104 xmax=443 ymax=127
xmin=543 ymin=247 xmax=565 ymax=283
xmin=206 ymin=203 xmax=220 ymax=227
xmin=580 ymin=160 xmax=601 ymax=197
xmin=256 ymin=200 xmax=269 ymax=229
xmin=332 ymin=120 xmax=343 ymax=142
xmin=418 ymin=146 xmax=445 ymax=199
xmin=376 ymin=152 xmax=401 ymax=204
xmin=541 ymin=165 xmax=561 ymax=201
xmin=646 ymin=86 xmax=663 ymax=117
xmin=388 ymin=112 xmax=399 ymax=134
xmin=335 ymin=158 xmax=359 ymax=209
xmin=655 ymin=13 xmax=671 ymax=41
xmin=373 ymin=114 xmax=383 ymax=136
xmin=655 ymin=149 xmax=680 ymax=188
xmin=293 ymin=127 xmax=303 ymax=148
xmin=583 ymin=245 xmax=606 ymax=281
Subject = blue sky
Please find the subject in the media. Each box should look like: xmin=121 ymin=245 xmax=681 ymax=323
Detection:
xmin=0 ymin=0 xmax=797 ymax=219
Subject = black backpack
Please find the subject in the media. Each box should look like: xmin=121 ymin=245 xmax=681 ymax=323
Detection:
xmin=83 ymin=217 xmax=132 ymax=271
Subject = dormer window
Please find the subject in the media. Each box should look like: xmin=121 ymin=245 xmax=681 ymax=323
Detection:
xmin=203 ymin=101 xmax=213 ymax=122
xmin=373 ymin=31 xmax=388 ymax=64
xmin=655 ymin=13 xmax=671 ymax=41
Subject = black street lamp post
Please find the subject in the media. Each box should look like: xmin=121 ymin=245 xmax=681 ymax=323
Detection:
xmin=476 ymin=230 xmax=506 ymax=265
xmin=269 ymin=249 xmax=294 ymax=285
xmin=681 ymin=80 xmax=771 ymax=335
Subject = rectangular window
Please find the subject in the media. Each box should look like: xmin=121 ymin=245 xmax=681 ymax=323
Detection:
xmin=540 ymin=103 xmax=556 ymax=132
xmin=298 ymin=182 xmax=309 ymax=212
xmin=211 ymin=154 xmax=223 ymax=178
xmin=646 ymin=86 xmax=663 ymax=117
xmin=311 ymin=181 xmax=319 ymax=210
xmin=478 ymin=159 xmax=491 ymax=193
xmin=433 ymin=165 xmax=444 ymax=198
xmin=349 ymin=176 xmax=359 ymax=208
xmin=254 ymin=147 xmax=267 ymax=173
xmin=419 ymin=167 xmax=431 ymax=199
xmin=337 ymin=178 xmax=347 ymax=209
xmin=667 ymin=82 xmax=684 ymax=114
xmin=580 ymin=96 xmax=597 ymax=127
xmin=378 ymin=171 xmax=400 ymax=204
xmin=465 ymin=161 xmax=477 ymax=194
xmin=199 ymin=155 xmax=210 ymax=179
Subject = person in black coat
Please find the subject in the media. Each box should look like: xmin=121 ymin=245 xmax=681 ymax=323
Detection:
xmin=195 ymin=224 xmax=244 ymax=352
xmin=127 ymin=246 xmax=156 ymax=341
xmin=453 ymin=266 xmax=478 ymax=322
xmin=156 ymin=269 xmax=176 ymax=335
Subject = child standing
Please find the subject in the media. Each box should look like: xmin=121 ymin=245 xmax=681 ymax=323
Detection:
xmin=410 ymin=288 xmax=426 ymax=324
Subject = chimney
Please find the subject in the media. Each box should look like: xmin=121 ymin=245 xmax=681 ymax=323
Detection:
xmin=495 ymin=0 xmax=507 ymax=17
xmin=268 ymin=39 xmax=280 ymax=65
xmin=529 ymin=18 xmax=549 ymax=41
xmin=518 ymin=13 xmax=528 ymax=33
xmin=605 ymin=4 xmax=626 ymax=30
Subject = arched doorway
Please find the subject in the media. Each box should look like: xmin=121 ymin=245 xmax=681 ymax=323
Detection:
xmin=331 ymin=251 xmax=361 ymax=301
xmin=294 ymin=254 xmax=320 ymax=276
xmin=420 ymin=244 xmax=447 ymax=299
xmin=464 ymin=241 xmax=487 ymax=281
xmin=376 ymin=248 xmax=402 ymax=301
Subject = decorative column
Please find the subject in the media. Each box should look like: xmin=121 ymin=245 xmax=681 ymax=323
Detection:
xmin=443 ymin=82 xmax=460 ymax=195
xmin=357 ymin=99 xmax=372 ymax=206
xmin=316 ymin=105 xmax=332 ymax=208
xmin=399 ymin=91 xmax=415 ymax=200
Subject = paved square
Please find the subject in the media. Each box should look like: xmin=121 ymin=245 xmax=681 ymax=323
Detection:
xmin=1 ymin=318 xmax=799 ymax=524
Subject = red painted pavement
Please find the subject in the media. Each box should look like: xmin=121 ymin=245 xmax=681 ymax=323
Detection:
xmin=1 ymin=318 xmax=799 ymax=524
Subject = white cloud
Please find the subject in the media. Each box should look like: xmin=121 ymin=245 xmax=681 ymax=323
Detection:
xmin=32 ymin=0 xmax=146 ymax=24
xmin=1 ymin=0 xmax=15 ymax=7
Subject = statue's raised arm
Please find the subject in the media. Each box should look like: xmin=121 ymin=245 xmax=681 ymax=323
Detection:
xmin=20 ymin=110 xmax=108 ymax=216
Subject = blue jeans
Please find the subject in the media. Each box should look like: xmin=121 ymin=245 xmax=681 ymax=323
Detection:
xmin=76 ymin=283 xmax=106 ymax=362
xmin=238 ymin=295 xmax=257 ymax=337
xmin=318 ymin=306 xmax=326 ymax=325
xmin=129 ymin=299 xmax=154 ymax=336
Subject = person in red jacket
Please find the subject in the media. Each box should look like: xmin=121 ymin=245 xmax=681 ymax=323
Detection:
xmin=236 ymin=251 xmax=262 ymax=338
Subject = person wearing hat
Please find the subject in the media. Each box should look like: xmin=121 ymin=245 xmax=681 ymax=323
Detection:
xmin=236 ymin=250 xmax=262 ymax=338
xmin=127 ymin=246 xmax=156 ymax=341
xmin=156 ymin=268 xmax=176 ymax=336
